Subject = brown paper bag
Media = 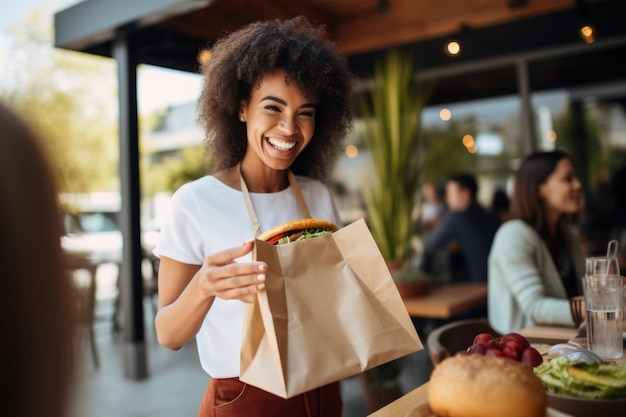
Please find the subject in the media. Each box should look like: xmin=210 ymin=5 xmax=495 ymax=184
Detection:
xmin=239 ymin=218 xmax=423 ymax=398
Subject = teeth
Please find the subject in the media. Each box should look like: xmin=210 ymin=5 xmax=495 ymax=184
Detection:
xmin=267 ymin=137 xmax=296 ymax=151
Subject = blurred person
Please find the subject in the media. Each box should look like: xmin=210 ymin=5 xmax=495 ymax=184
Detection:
xmin=0 ymin=102 xmax=75 ymax=417
xmin=420 ymin=173 xmax=500 ymax=284
xmin=419 ymin=181 xmax=446 ymax=235
xmin=490 ymin=188 xmax=510 ymax=224
xmin=153 ymin=17 xmax=353 ymax=417
xmin=488 ymin=150 xmax=585 ymax=335
xmin=418 ymin=181 xmax=449 ymax=283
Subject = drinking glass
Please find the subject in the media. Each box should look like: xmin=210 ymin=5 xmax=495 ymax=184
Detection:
xmin=582 ymin=271 xmax=623 ymax=359
xmin=585 ymin=256 xmax=620 ymax=279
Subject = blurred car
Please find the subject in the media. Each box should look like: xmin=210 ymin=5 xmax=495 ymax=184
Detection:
xmin=60 ymin=193 xmax=160 ymax=267
xmin=62 ymin=210 xmax=123 ymax=265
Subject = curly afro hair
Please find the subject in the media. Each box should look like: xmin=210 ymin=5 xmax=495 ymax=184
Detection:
xmin=198 ymin=15 xmax=354 ymax=181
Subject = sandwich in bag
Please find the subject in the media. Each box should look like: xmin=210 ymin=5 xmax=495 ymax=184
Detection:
xmin=257 ymin=218 xmax=338 ymax=245
xmin=240 ymin=215 xmax=423 ymax=398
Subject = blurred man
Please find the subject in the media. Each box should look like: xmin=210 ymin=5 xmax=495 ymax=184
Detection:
xmin=420 ymin=173 xmax=500 ymax=284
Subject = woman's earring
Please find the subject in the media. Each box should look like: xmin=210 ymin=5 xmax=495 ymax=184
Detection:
xmin=240 ymin=116 xmax=245 ymax=122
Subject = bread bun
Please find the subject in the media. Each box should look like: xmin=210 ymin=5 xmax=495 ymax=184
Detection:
xmin=428 ymin=354 xmax=547 ymax=417
xmin=257 ymin=218 xmax=338 ymax=243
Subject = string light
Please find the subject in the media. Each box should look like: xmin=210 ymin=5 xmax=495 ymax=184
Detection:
xmin=444 ymin=25 xmax=468 ymax=58
xmin=445 ymin=38 xmax=462 ymax=57
xmin=579 ymin=24 xmax=596 ymax=44
xmin=197 ymin=48 xmax=212 ymax=65
xmin=576 ymin=0 xmax=596 ymax=44
xmin=345 ymin=145 xmax=359 ymax=158
xmin=462 ymin=134 xmax=475 ymax=148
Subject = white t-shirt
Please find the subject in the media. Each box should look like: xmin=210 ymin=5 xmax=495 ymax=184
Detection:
xmin=154 ymin=174 xmax=341 ymax=378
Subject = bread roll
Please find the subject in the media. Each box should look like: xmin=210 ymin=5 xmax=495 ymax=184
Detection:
xmin=428 ymin=354 xmax=547 ymax=417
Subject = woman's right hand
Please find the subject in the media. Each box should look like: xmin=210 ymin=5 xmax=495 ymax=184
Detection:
xmin=196 ymin=239 xmax=267 ymax=303
xmin=155 ymin=239 xmax=266 ymax=349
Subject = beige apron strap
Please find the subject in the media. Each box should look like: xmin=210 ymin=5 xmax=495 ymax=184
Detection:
xmin=239 ymin=166 xmax=312 ymax=237
xmin=239 ymin=166 xmax=262 ymax=238
xmin=287 ymin=170 xmax=311 ymax=219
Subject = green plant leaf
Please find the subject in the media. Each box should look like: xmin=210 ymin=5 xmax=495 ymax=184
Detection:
xmin=359 ymin=49 xmax=432 ymax=263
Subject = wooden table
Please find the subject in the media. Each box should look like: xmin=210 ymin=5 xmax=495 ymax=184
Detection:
xmin=367 ymin=380 xmax=575 ymax=417
xmin=521 ymin=323 xmax=626 ymax=364
xmin=518 ymin=324 xmax=580 ymax=345
xmin=402 ymin=283 xmax=487 ymax=319
xmin=368 ymin=382 xmax=431 ymax=417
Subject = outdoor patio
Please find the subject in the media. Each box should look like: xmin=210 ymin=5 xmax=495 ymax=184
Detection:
xmin=68 ymin=264 xmax=433 ymax=417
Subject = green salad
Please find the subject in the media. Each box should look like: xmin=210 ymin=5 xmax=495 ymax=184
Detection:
xmin=534 ymin=357 xmax=626 ymax=399
xmin=276 ymin=228 xmax=333 ymax=245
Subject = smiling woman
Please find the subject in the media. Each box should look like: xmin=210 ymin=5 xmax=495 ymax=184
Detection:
xmin=198 ymin=17 xmax=353 ymax=183
xmin=488 ymin=150 xmax=586 ymax=336
xmin=235 ymin=68 xmax=318 ymax=177
xmin=152 ymin=16 xmax=355 ymax=417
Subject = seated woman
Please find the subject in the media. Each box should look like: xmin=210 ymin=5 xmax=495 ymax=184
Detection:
xmin=488 ymin=150 xmax=585 ymax=334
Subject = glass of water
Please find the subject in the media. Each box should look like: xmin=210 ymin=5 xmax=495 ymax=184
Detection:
xmin=582 ymin=259 xmax=623 ymax=359
xmin=585 ymin=256 xmax=620 ymax=278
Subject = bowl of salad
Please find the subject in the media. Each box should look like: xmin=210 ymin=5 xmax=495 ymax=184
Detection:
xmin=534 ymin=356 xmax=626 ymax=417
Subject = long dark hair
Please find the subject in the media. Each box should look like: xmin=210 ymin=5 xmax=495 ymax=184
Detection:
xmin=509 ymin=150 xmax=574 ymax=239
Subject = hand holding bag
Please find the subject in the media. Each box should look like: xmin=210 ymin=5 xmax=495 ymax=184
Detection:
xmin=239 ymin=171 xmax=423 ymax=398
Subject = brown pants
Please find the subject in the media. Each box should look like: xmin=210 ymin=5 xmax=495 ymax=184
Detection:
xmin=198 ymin=377 xmax=342 ymax=417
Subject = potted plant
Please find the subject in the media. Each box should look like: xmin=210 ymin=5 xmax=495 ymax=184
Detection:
xmin=357 ymin=49 xmax=432 ymax=412
xmin=359 ymin=49 xmax=432 ymax=293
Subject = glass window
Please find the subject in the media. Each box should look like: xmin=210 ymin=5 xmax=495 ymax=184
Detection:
xmin=531 ymin=86 xmax=626 ymax=256
xmin=332 ymin=44 xmax=626 ymax=234
xmin=78 ymin=212 xmax=120 ymax=233
xmin=531 ymin=87 xmax=626 ymax=187
xmin=63 ymin=213 xmax=83 ymax=235
xmin=421 ymin=95 xmax=522 ymax=206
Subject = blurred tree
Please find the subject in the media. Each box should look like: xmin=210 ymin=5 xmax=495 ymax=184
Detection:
xmin=422 ymin=114 xmax=515 ymax=186
xmin=142 ymin=144 xmax=208 ymax=195
xmin=1 ymin=7 xmax=118 ymax=194
xmin=422 ymin=118 xmax=476 ymax=183
xmin=553 ymin=101 xmax=605 ymax=190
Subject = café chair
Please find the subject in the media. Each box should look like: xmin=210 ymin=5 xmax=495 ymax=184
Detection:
xmin=143 ymin=248 xmax=160 ymax=316
xmin=112 ymin=250 xmax=160 ymax=333
xmin=66 ymin=252 xmax=100 ymax=369
xmin=427 ymin=318 xmax=500 ymax=366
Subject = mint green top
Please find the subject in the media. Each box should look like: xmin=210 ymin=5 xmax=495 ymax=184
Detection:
xmin=488 ymin=219 xmax=583 ymax=334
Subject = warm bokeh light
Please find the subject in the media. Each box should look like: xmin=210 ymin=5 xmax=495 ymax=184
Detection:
xmin=467 ymin=143 xmax=478 ymax=153
xmin=197 ymin=49 xmax=212 ymax=65
xmin=462 ymin=134 xmax=475 ymax=148
xmin=579 ymin=25 xmax=596 ymax=44
xmin=445 ymin=39 xmax=462 ymax=57
xmin=439 ymin=108 xmax=451 ymax=121
xmin=345 ymin=144 xmax=359 ymax=158
xmin=547 ymin=130 xmax=557 ymax=142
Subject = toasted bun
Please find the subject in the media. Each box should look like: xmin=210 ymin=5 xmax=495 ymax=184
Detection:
xmin=428 ymin=354 xmax=547 ymax=417
xmin=257 ymin=218 xmax=339 ymax=243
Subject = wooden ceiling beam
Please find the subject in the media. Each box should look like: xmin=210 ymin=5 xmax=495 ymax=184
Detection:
xmin=58 ymin=0 xmax=614 ymax=65
xmin=330 ymin=0 xmax=578 ymax=54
